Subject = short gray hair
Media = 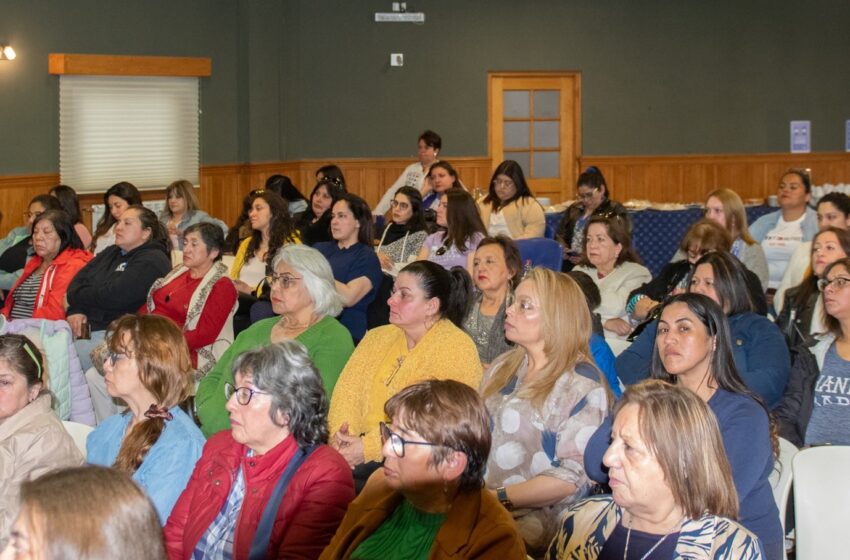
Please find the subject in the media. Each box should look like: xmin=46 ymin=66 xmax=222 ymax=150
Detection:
xmin=271 ymin=244 xmax=343 ymax=317
xmin=231 ymin=340 xmax=329 ymax=448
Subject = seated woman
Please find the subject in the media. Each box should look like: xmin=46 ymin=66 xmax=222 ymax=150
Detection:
xmin=159 ymin=179 xmax=227 ymax=250
xmin=556 ymin=166 xmax=630 ymax=269
xmin=0 ymin=195 xmax=62 ymax=296
xmin=750 ymin=169 xmax=818 ymax=296
xmin=86 ymin=314 xmax=205 ymax=523
xmin=477 ymin=160 xmax=545 ymax=239
xmin=146 ymin=222 xmax=238 ymax=376
xmin=4 ymin=466 xmax=166 ymax=559
xmin=480 ymin=267 xmax=609 ymax=556
xmin=265 ymin=173 xmax=309 ymax=217
xmin=588 ymin=293 xmax=783 ymax=557
xmin=776 ymin=257 xmax=850 ymax=447
xmin=321 ymin=380 xmax=526 ymax=559
xmin=775 ymin=192 xmax=850 ymax=312
xmin=165 ymin=342 xmax=355 ymax=559
xmin=196 ymin=244 xmax=355 ymax=438
xmin=373 ymin=129 xmax=441 ymax=216
xmin=420 ymin=160 xmax=464 ymax=212
xmin=776 ymin=227 xmax=850 ymax=347
xmin=376 ymin=186 xmax=430 ymax=275
xmin=329 ymin=261 xmax=482 ymax=488
xmin=296 ymin=176 xmax=347 ymax=246
xmin=462 ymin=235 xmax=521 ymax=367
xmin=418 ymin=187 xmax=486 ymax=273
xmin=230 ymin=190 xmax=299 ymax=334
xmin=316 ymin=193 xmax=383 ymax=343
xmin=548 ymin=380 xmax=764 ymax=560
xmin=68 ymin=205 xmax=172 ymax=378
xmin=617 ymin=252 xmax=790 ymax=408
xmin=91 ymin=181 xmax=142 ymax=254
xmin=49 ymin=184 xmax=92 ymax=249
xmin=2 ymin=210 xmax=91 ymax=321
xmin=0 ymin=334 xmax=83 ymax=543
xmin=573 ymin=215 xmax=651 ymax=351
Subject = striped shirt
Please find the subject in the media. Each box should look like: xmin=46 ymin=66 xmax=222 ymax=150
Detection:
xmin=10 ymin=272 xmax=44 ymax=319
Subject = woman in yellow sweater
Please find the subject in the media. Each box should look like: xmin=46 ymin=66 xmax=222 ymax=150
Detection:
xmin=329 ymin=260 xmax=483 ymax=491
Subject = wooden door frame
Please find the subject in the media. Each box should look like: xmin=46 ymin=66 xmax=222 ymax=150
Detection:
xmin=488 ymin=71 xmax=582 ymax=203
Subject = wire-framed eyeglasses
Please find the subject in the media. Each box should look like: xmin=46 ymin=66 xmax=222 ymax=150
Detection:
xmin=265 ymin=273 xmax=302 ymax=289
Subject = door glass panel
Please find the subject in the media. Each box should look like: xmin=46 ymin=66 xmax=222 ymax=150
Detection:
xmin=533 ymin=121 xmax=559 ymax=149
xmin=533 ymin=90 xmax=560 ymax=118
xmin=504 ymin=121 xmax=529 ymax=149
xmin=503 ymin=91 xmax=530 ymax=118
xmin=533 ymin=152 xmax=559 ymax=178
xmin=504 ymin=151 xmax=530 ymax=176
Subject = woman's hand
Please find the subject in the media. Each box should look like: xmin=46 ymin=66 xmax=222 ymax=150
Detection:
xmin=66 ymin=313 xmax=87 ymax=338
xmin=331 ymin=422 xmax=365 ymax=468
xmin=233 ymin=280 xmax=255 ymax=295
xmin=605 ymin=318 xmax=633 ymax=337
xmin=377 ymin=252 xmax=395 ymax=272
xmin=420 ymin=177 xmax=434 ymax=197
xmin=632 ymin=297 xmax=659 ymax=321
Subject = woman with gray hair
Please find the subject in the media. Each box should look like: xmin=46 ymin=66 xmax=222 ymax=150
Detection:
xmin=196 ymin=244 xmax=355 ymax=437
xmin=165 ymin=341 xmax=355 ymax=559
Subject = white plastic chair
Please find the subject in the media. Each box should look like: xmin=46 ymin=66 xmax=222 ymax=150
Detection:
xmin=792 ymin=445 xmax=850 ymax=559
xmin=769 ymin=438 xmax=798 ymax=531
xmin=62 ymin=420 xmax=93 ymax=458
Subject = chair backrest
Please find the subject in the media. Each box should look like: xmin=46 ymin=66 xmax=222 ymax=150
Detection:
xmin=792 ymin=445 xmax=850 ymax=559
xmin=769 ymin=437 xmax=798 ymax=556
xmin=62 ymin=420 xmax=93 ymax=458
xmin=515 ymin=238 xmax=563 ymax=271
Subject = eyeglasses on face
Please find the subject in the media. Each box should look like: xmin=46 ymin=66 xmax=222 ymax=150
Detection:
xmin=266 ymin=273 xmax=302 ymax=289
xmin=379 ymin=422 xmax=440 ymax=458
xmin=505 ymin=292 xmax=536 ymax=314
xmin=105 ymin=351 xmax=130 ymax=365
xmin=390 ymin=200 xmax=411 ymax=210
xmin=224 ymin=382 xmax=270 ymax=405
xmin=577 ymin=188 xmax=600 ymax=200
xmin=818 ymin=276 xmax=850 ymax=292
xmin=493 ymin=178 xmax=515 ymax=188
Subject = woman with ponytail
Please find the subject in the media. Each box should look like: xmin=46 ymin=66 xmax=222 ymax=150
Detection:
xmin=86 ymin=314 xmax=205 ymax=524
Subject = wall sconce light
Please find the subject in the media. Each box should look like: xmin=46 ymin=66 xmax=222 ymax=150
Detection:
xmin=0 ymin=45 xmax=17 ymax=61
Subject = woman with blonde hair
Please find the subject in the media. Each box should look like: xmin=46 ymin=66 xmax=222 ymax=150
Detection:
xmin=2 ymin=466 xmax=166 ymax=560
xmin=546 ymin=381 xmax=764 ymax=559
xmin=86 ymin=314 xmax=205 ymax=523
xmin=703 ymin=188 xmax=769 ymax=289
xmin=159 ymin=179 xmax=227 ymax=250
xmin=481 ymin=267 xmax=609 ymax=557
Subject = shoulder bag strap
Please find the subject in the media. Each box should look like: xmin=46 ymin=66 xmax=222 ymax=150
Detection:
xmin=247 ymin=444 xmax=316 ymax=560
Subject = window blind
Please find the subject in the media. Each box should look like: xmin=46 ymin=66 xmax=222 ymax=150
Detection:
xmin=59 ymin=75 xmax=199 ymax=193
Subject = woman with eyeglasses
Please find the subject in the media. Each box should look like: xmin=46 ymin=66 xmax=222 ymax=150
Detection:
xmin=86 ymin=314 xmax=205 ymax=524
xmin=329 ymin=260 xmax=482 ymax=490
xmin=618 ymin=251 xmax=789 ymax=409
xmin=586 ymin=294 xmax=783 ymax=558
xmin=165 ymin=342 xmax=355 ymax=559
xmin=477 ymin=160 xmax=546 ymax=239
xmin=418 ymin=187 xmax=486 ymax=274
xmin=556 ymin=167 xmax=630 ymax=270
xmin=573 ymin=215 xmax=651 ymax=352
xmin=0 ymin=334 xmax=83 ymax=545
xmin=196 ymin=244 xmax=354 ymax=438
xmin=776 ymin=256 xmax=850 ymax=447
xmin=321 ymin=380 xmax=526 ymax=559
xmin=0 ymin=195 xmax=62 ymax=297
xmin=480 ymin=268 xmax=610 ymax=557
xmin=750 ymin=169 xmax=818 ymax=297
xmin=776 ymin=227 xmax=850 ymax=348
xmin=296 ymin=176 xmax=347 ymax=246
xmin=373 ymin=130 xmax=442 ymax=216
xmin=375 ymin=186 xmax=430 ymax=275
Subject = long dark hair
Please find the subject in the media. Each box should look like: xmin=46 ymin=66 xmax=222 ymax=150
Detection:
xmin=93 ymin=182 xmax=142 ymax=248
xmin=399 ymin=261 xmax=472 ymax=327
xmin=443 ymin=188 xmax=486 ymax=252
xmin=334 ymin=193 xmax=373 ymax=246
xmin=49 ymin=184 xmax=84 ymax=225
xmin=265 ymin=174 xmax=308 ymax=204
xmin=483 ymin=160 xmax=535 ymax=211
xmin=304 ymin=177 xmax=346 ymax=222
xmin=389 ymin=186 xmax=428 ymax=233
xmin=791 ymin=227 xmax=850 ymax=311
xmin=688 ymin=252 xmax=756 ymax=316
xmin=245 ymin=191 xmax=297 ymax=269
xmin=32 ymin=210 xmax=85 ymax=253
xmin=577 ymin=166 xmax=610 ymax=200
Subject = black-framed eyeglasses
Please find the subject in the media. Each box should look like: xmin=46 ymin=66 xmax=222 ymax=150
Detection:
xmin=224 ymin=382 xmax=270 ymax=405
xmin=380 ymin=422 xmax=440 ymax=458
xmin=265 ymin=273 xmax=302 ymax=289
xmin=818 ymin=276 xmax=850 ymax=292
xmin=106 ymin=351 xmax=130 ymax=365
xmin=577 ymin=187 xmax=600 ymax=200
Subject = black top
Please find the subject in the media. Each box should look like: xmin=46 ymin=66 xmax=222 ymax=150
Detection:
xmin=0 ymin=236 xmax=31 ymax=273
xmin=297 ymin=212 xmax=333 ymax=246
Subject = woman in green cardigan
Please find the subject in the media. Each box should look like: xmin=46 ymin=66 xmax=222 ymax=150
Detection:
xmin=196 ymin=244 xmax=354 ymax=437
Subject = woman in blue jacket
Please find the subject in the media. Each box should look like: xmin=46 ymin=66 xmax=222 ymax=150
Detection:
xmin=617 ymin=251 xmax=790 ymax=409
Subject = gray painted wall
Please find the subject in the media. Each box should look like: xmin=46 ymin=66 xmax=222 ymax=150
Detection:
xmin=1 ymin=0 xmax=848 ymax=175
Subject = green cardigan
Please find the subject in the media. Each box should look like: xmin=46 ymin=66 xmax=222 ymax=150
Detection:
xmin=195 ymin=315 xmax=354 ymax=438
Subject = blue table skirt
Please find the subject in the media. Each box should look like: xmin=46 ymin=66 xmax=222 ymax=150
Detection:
xmin=545 ymin=205 xmax=773 ymax=276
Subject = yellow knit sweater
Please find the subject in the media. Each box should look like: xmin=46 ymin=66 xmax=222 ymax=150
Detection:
xmin=329 ymin=319 xmax=483 ymax=462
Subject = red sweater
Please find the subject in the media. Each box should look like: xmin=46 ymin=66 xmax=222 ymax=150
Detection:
xmin=164 ymin=432 xmax=354 ymax=560
xmin=2 ymin=248 xmax=92 ymax=321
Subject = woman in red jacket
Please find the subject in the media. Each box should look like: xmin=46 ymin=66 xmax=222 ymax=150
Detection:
xmin=2 ymin=209 xmax=91 ymax=320
xmin=164 ymin=340 xmax=355 ymax=559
